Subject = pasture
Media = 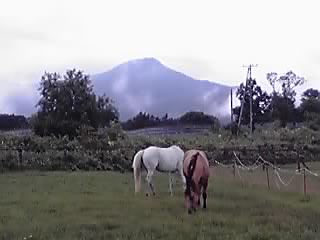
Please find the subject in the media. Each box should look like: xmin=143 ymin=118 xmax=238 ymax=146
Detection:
xmin=0 ymin=167 xmax=319 ymax=240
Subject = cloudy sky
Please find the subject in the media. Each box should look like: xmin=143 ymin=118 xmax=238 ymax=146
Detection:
xmin=1 ymin=0 xmax=319 ymax=116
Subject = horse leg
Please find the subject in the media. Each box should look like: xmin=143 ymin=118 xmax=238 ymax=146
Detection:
xmin=202 ymin=178 xmax=208 ymax=209
xmin=146 ymin=170 xmax=156 ymax=196
xmin=190 ymin=181 xmax=200 ymax=211
xmin=198 ymin=180 xmax=203 ymax=207
xmin=185 ymin=192 xmax=193 ymax=214
xmin=144 ymin=170 xmax=150 ymax=196
xmin=169 ymin=172 xmax=173 ymax=196
xmin=186 ymin=191 xmax=196 ymax=214
xmin=184 ymin=176 xmax=193 ymax=214
xmin=179 ymin=168 xmax=186 ymax=191
xmin=187 ymin=179 xmax=198 ymax=211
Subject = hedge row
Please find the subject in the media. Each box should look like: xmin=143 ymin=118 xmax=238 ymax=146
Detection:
xmin=1 ymin=126 xmax=320 ymax=172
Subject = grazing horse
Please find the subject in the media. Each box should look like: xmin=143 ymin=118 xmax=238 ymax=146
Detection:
xmin=183 ymin=150 xmax=210 ymax=214
xmin=132 ymin=145 xmax=186 ymax=196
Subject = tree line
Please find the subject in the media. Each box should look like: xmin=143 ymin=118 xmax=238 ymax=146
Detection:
xmin=121 ymin=111 xmax=220 ymax=130
xmin=233 ymin=70 xmax=320 ymax=131
xmin=1 ymin=68 xmax=320 ymax=137
xmin=0 ymin=68 xmax=223 ymax=135
xmin=0 ymin=114 xmax=29 ymax=131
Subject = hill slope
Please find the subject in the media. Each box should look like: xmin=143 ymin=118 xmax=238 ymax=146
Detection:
xmin=92 ymin=58 xmax=234 ymax=121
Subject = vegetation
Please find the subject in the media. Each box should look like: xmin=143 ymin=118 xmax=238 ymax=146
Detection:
xmin=1 ymin=123 xmax=320 ymax=172
xmin=233 ymin=71 xmax=310 ymax=130
xmin=299 ymin=88 xmax=320 ymax=130
xmin=121 ymin=111 xmax=220 ymax=130
xmin=0 ymin=114 xmax=29 ymax=130
xmin=0 ymin=171 xmax=319 ymax=240
xmin=1 ymin=68 xmax=320 ymax=172
xmin=32 ymin=69 xmax=119 ymax=138
xmin=1 ymin=68 xmax=320 ymax=135
xmin=233 ymin=79 xmax=272 ymax=129
xmin=1 ymin=67 xmax=320 ymax=239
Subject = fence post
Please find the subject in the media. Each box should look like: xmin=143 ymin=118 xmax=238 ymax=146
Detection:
xmin=233 ymin=159 xmax=236 ymax=180
xmin=18 ymin=148 xmax=23 ymax=169
xmin=265 ymin=163 xmax=270 ymax=191
xmin=303 ymin=168 xmax=307 ymax=197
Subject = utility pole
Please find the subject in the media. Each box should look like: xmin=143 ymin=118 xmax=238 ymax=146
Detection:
xmin=237 ymin=64 xmax=258 ymax=136
xmin=230 ymin=88 xmax=234 ymax=123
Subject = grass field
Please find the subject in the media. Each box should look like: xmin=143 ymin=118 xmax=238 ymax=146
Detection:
xmin=0 ymin=169 xmax=320 ymax=240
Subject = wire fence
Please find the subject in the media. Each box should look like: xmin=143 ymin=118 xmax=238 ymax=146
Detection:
xmin=212 ymin=152 xmax=320 ymax=197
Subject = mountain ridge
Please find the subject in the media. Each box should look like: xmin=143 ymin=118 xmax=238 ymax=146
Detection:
xmin=91 ymin=57 xmax=235 ymax=122
xmin=1 ymin=57 xmax=236 ymax=123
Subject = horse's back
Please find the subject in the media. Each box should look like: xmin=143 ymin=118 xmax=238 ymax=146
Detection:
xmin=184 ymin=149 xmax=210 ymax=179
xmin=143 ymin=145 xmax=184 ymax=171
xmin=158 ymin=145 xmax=184 ymax=171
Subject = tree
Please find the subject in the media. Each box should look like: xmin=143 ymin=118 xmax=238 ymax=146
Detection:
xmin=301 ymin=88 xmax=320 ymax=101
xmin=121 ymin=111 xmax=219 ymax=130
xmin=233 ymin=79 xmax=272 ymax=131
xmin=33 ymin=69 xmax=119 ymax=137
xmin=299 ymin=88 xmax=320 ymax=128
xmin=96 ymin=94 xmax=120 ymax=127
xmin=179 ymin=111 xmax=220 ymax=127
xmin=267 ymin=71 xmax=305 ymax=127
xmin=271 ymin=93 xmax=296 ymax=127
xmin=300 ymin=88 xmax=320 ymax=112
xmin=0 ymin=114 xmax=29 ymax=130
xmin=267 ymin=71 xmax=305 ymax=100
xmin=300 ymin=88 xmax=320 ymax=115
xmin=121 ymin=112 xmax=162 ymax=130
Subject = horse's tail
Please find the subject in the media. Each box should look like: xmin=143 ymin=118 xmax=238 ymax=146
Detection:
xmin=132 ymin=150 xmax=144 ymax=194
xmin=185 ymin=152 xmax=200 ymax=196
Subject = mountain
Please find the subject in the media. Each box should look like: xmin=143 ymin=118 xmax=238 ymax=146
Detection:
xmin=92 ymin=58 xmax=235 ymax=122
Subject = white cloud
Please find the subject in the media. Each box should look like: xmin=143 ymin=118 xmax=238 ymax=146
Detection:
xmin=0 ymin=0 xmax=319 ymax=114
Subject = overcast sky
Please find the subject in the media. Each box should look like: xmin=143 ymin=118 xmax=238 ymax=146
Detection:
xmin=1 ymin=0 xmax=320 ymax=115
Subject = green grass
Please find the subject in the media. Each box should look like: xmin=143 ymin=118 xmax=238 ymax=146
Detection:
xmin=0 ymin=171 xmax=319 ymax=240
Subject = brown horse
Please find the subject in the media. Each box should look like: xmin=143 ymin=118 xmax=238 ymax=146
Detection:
xmin=183 ymin=150 xmax=210 ymax=214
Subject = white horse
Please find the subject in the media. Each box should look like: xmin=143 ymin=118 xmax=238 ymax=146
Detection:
xmin=132 ymin=145 xmax=186 ymax=196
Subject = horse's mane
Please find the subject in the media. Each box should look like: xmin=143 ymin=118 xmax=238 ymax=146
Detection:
xmin=188 ymin=152 xmax=199 ymax=178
